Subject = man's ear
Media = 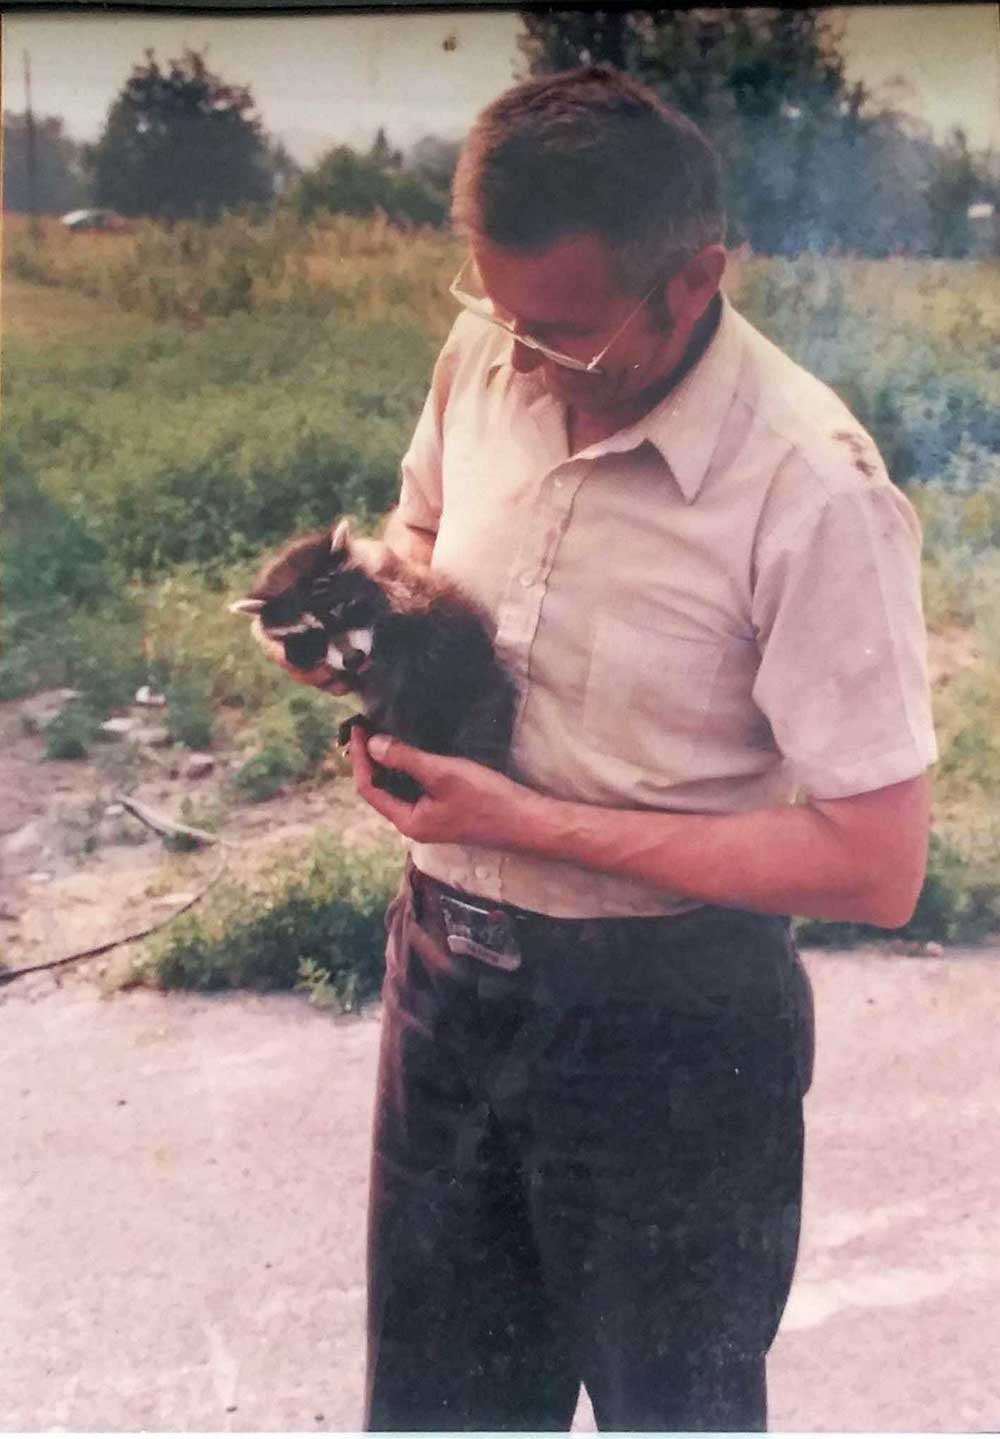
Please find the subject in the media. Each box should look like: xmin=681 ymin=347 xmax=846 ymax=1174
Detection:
xmin=330 ymin=518 xmax=351 ymax=554
xmin=664 ymin=243 xmax=727 ymax=327
xmin=229 ymin=598 xmax=264 ymax=616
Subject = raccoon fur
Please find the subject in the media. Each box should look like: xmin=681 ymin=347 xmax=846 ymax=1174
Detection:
xmin=230 ymin=519 xmax=517 ymax=802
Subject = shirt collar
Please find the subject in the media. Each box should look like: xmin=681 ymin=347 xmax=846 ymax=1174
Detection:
xmin=487 ymin=293 xmax=746 ymax=505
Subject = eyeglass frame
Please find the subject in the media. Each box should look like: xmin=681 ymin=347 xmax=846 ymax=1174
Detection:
xmin=448 ymin=255 xmax=665 ymax=376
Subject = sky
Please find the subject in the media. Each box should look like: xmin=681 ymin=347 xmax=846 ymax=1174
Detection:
xmin=4 ymin=6 xmax=998 ymax=165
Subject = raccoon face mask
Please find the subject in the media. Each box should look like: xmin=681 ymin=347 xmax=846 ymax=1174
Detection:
xmin=230 ymin=519 xmax=385 ymax=676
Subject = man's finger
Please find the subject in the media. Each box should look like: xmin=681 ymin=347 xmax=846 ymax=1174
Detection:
xmin=349 ymin=729 xmax=419 ymax=833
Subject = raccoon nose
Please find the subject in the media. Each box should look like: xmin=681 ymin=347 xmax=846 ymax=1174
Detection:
xmin=342 ymin=647 xmax=365 ymax=673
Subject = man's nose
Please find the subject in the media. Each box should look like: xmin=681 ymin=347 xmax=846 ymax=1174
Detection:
xmin=510 ymin=336 xmax=544 ymax=373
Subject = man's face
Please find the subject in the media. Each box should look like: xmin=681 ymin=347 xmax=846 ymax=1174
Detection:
xmin=472 ymin=234 xmax=680 ymax=412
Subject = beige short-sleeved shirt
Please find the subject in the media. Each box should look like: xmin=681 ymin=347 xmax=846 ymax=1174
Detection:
xmin=398 ymin=296 xmax=938 ymax=918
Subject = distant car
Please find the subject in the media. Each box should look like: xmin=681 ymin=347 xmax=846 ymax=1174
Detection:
xmin=59 ymin=208 xmax=130 ymax=234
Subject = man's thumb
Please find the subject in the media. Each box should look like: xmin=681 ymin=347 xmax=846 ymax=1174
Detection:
xmin=367 ymin=733 xmax=433 ymax=778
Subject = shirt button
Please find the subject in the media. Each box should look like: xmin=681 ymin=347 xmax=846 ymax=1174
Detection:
xmin=474 ymin=865 xmax=492 ymax=881
xmin=519 ymin=572 xmax=536 ymax=588
xmin=554 ymin=477 xmax=565 ymax=489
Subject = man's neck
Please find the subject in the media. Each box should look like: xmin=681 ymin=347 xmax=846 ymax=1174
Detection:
xmin=567 ymin=293 xmax=723 ymax=452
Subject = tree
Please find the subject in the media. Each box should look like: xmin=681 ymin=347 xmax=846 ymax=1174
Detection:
xmin=926 ymin=127 xmax=981 ymax=258
xmin=370 ymin=126 xmax=403 ymax=172
xmin=408 ymin=134 xmax=462 ymax=194
xmin=90 ymin=48 xmax=273 ymax=222
xmin=516 ymin=9 xmax=909 ymax=255
xmin=266 ymin=138 xmax=302 ymax=201
xmin=292 ymin=134 xmax=447 ymax=228
xmin=3 ymin=111 xmax=87 ymax=214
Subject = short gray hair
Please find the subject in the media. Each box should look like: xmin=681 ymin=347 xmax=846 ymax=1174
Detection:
xmin=452 ymin=65 xmax=726 ymax=292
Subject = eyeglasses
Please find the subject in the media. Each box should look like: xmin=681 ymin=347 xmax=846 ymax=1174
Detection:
xmin=448 ymin=256 xmax=661 ymax=376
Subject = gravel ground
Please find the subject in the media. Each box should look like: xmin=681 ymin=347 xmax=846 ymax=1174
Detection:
xmin=2 ymin=946 xmax=998 ymax=1432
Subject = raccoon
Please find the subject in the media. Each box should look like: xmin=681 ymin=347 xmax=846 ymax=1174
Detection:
xmin=230 ymin=519 xmax=517 ymax=802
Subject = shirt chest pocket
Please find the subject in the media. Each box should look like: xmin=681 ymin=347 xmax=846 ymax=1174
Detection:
xmin=581 ymin=611 xmax=725 ymax=779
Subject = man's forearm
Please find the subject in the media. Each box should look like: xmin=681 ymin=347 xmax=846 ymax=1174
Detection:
xmin=514 ymin=780 xmax=929 ymax=928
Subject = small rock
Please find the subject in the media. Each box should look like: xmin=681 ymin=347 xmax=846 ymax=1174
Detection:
xmin=21 ymin=689 xmax=81 ymax=731
xmin=4 ymin=820 xmax=45 ymax=857
xmin=154 ymin=892 xmax=196 ymax=907
xmin=184 ymin=752 xmax=215 ymax=779
xmin=135 ymin=685 xmax=167 ymax=707
xmin=135 ymin=726 xmax=171 ymax=748
xmin=924 ymin=941 xmax=945 ymax=957
xmin=101 ymin=717 xmax=141 ymax=739
xmin=104 ymin=803 xmax=125 ymax=818
xmin=27 ymin=871 xmax=52 ymax=884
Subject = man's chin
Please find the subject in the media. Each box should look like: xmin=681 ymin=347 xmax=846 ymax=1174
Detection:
xmin=542 ymin=368 xmax=608 ymax=405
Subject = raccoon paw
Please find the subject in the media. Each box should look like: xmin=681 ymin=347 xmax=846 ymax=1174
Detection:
xmin=373 ymin=764 xmax=424 ymax=805
xmin=337 ymin=713 xmax=372 ymax=747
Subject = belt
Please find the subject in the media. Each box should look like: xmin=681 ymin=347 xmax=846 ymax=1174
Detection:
xmin=409 ymin=866 xmax=535 ymax=971
xmin=407 ymin=864 xmax=717 ymax=975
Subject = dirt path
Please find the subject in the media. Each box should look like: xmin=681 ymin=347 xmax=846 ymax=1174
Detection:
xmin=3 ymin=946 xmax=999 ymax=1432
xmin=0 ymin=694 xmax=398 ymax=985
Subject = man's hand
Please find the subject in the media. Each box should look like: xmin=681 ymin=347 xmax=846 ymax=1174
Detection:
xmin=250 ymin=617 xmax=353 ymax=695
xmin=349 ymin=730 xmax=542 ymax=846
xmin=351 ymin=723 xmax=930 ymax=927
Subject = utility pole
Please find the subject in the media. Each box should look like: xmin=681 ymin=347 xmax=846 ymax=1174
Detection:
xmin=24 ymin=50 xmax=41 ymax=244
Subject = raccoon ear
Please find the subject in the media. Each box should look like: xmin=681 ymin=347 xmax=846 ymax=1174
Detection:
xmin=330 ymin=518 xmax=351 ymax=555
xmin=229 ymin=598 xmax=265 ymax=616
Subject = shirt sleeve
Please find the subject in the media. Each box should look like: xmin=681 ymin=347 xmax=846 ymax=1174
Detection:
xmin=395 ymin=320 xmax=465 ymax=534
xmin=751 ymin=478 xmax=938 ymax=799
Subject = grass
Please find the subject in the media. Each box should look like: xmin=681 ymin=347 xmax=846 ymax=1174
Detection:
xmin=230 ymin=689 xmax=350 ymax=801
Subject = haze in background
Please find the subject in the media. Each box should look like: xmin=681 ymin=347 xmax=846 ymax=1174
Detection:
xmin=3 ymin=6 xmax=998 ymax=164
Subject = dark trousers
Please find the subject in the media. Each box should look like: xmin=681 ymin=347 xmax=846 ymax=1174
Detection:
xmin=365 ymin=865 xmax=814 ymax=1432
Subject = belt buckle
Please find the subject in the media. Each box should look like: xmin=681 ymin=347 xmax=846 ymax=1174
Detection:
xmin=439 ymin=894 xmax=522 ymax=972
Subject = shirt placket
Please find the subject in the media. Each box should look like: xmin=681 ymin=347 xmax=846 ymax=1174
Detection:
xmin=478 ymin=406 xmax=588 ymax=901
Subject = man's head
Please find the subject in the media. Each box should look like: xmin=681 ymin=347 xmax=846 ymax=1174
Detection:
xmin=450 ymin=66 xmax=727 ymax=413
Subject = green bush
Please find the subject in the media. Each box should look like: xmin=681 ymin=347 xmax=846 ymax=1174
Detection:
xmin=230 ymin=743 xmax=303 ymax=803
xmin=293 ymin=146 xmax=447 ymax=228
xmin=147 ymin=838 xmax=402 ymax=1006
xmin=42 ymin=701 xmax=101 ymax=761
xmin=165 ymin=669 xmax=216 ymax=750
xmin=230 ymin=689 xmax=345 ymax=801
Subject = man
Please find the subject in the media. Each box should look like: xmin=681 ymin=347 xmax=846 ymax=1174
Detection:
xmin=268 ymin=66 xmax=937 ymax=1431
